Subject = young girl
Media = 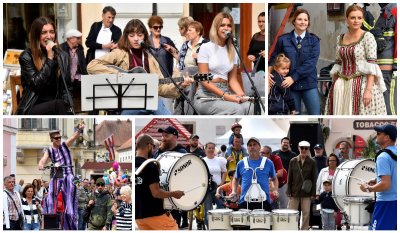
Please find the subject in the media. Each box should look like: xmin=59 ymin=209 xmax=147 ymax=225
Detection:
xmin=268 ymin=54 xmax=296 ymax=115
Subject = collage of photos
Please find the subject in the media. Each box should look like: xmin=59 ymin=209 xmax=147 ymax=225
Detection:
xmin=1 ymin=1 xmax=397 ymax=232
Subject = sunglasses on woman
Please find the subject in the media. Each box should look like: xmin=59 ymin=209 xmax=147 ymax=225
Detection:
xmin=152 ymin=26 xmax=163 ymax=30
xmin=300 ymin=147 xmax=309 ymax=150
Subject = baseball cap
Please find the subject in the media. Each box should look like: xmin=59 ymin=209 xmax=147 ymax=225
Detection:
xmin=96 ymin=178 xmax=105 ymax=185
xmin=323 ymin=179 xmax=332 ymax=184
xmin=65 ymin=29 xmax=82 ymax=38
xmin=374 ymin=124 xmax=397 ymax=141
xmin=247 ymin=137 xmax=261 ymax=146
xmin=298 ymin=141 xmax=310 ymax=147
xmin=158 ymin=126 xmax=179 ymax=137
xmin=314 ymin=144 xmax=323 ymax=149
xmin=190 ymin=134 xmax=199 ymax=139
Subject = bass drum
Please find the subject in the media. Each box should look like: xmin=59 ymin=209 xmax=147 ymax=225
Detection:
xmin=157 ymin=152 xmax=210 ymax=211
xmin=332 ymin=159 xmax=375 ymax=211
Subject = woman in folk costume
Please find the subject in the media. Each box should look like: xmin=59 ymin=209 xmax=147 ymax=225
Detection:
xmin=325 ymin=4 xmax=387 ymax=115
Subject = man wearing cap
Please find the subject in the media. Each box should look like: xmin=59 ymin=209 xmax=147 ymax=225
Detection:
xmin=230 ymin=137 xmax=278 ymax=211
xmin=313 ymin=144 xmax=327 ymax=174
xmin=38 ymin=122 xmax=85 ymax=230
xmin=86 ymin=178 xmax=113 ymax=230
xmin=60 ymin=29 xmax=88 ymax=113
xmin=135 ymin=134 xmax=185 ymax=230
xmin=186 ymin=134 xmax=205 ymax=158
xmin=287 ymin=140 xmax=317 ymax=230
xmin=360 ymin=124 xmax=397 ymax=230
xmin=154 ymin=126 xmax=188 ymax=228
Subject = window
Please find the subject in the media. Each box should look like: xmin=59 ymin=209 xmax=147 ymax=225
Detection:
xmin=21 ymin=119 xmax=37 ymax=129
xmin=327 ymin=3 xmax=344 ymax=16
xmin=49 ymin=119 xmax=57 ymax=130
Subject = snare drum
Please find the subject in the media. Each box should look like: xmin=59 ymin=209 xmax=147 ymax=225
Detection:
xmin=249 ymin=209 xmax=272 ymax=230
xmin=208 ymin=209 xmax=233 ymax=230
xmin=157 ymin=152 xmax=210 ymax=211
xmin=230 ymin=209 xmax=251 ymax=227
xmin=332 ymin=159 xmax=375 ymax=211
xmin=343 ymin=197 xmax=373 ymax=226
xmin=272 ymin=209 xmax=299 ymax=230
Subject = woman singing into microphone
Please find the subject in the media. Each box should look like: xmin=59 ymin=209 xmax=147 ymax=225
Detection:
xmin=194 ymin=12 xmax=252 ymax=115
xmin=87 ymin=19 xmax=191 ymax=115
xmin=17 ymin=16 xmax=72 ymax=115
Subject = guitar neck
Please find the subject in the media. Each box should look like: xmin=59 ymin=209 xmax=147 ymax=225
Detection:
xmin=158 ymin=77 xmax=185 ymax=85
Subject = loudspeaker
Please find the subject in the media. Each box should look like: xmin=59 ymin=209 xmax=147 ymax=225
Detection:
xmin=288 ymin=122 xmax=324 ymax=156
xmin=43 ymin=214 xmax=60 ymax=230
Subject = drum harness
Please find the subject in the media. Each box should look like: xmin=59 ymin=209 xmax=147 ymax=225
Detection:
xmin=242 ymin=157 xmax=268 ymax=209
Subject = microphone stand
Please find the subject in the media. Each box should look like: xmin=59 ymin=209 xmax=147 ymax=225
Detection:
xmin=229 ymin=37 xmax=265 ymax=115
xmin=144 ymin=46 xmax=199 ymax=115
xmin=56 ymin=50 xmax=75 ymax=115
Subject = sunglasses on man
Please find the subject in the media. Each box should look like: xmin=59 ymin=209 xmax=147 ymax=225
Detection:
xmin=152 ymin=26 xmax=163 ymax=30
xmin=52 ymin=136 xmax=62 ymax=140
xmin=96 ymin=183 xmax=105 ymax=187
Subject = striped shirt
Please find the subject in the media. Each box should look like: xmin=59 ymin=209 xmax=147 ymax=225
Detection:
xmin=116 ymin=202 xmax=132 ymax=230
xmin=21 ymin=198 xmax=39 ymax=224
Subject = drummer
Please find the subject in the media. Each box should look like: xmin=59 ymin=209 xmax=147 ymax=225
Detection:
xmin=230 ymin=137 xmax=278 ymax=211
xmin=135 ymin=134 xmax=185 ymax=230
xmin=154 ymin=126 xmax=189 ymax=229
xmin=360 ymin=124 xmax=397 ymax=230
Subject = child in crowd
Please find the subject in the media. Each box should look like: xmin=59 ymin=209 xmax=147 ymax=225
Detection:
xmin=318 ymin=179 xmax=339 ymax=230
xmin=268 ymin=53 xmax=296 ymax=115
xmin=227 ymin=122 xmax=247 ymax=155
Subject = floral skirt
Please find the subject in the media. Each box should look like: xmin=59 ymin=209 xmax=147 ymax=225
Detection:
xmin=325 ymin=75 xmax=387 ymax=115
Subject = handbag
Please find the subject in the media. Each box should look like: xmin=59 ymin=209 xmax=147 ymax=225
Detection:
xmin=4 ymin=191 xmax=24 ymax=229
xmin=297 ymin=162 xmax=313 ymax=194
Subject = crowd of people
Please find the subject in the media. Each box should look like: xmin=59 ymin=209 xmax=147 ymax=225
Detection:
xmin=3 ymin=122 xmax=132 ymax=231
xmin=3 ymin=175 xmax=132 ymax=230
xmin=268 ymin=4 xmax=397 ymax=115
xmin=15 ymin=5 xmax=265 ymax=115
xmin=135 ymin=123 xmax=397 ymax=231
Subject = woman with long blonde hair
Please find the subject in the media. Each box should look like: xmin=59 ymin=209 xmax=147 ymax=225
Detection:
xmin=194 ymin=12 xmax=252 ymax=115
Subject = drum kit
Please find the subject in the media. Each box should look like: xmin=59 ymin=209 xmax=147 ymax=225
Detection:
xmin=332 ymin=159 xmax=376 ymax=227
xmin=154 ymin=150 xmax=376 ymax=230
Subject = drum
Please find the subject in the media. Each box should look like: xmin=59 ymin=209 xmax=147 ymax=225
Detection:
xmin=272 ymin=209 xmax=299 ymax=230
xmin=249 ymin=209 xmax=272 ymax=230
xmin=332 ymin=159 xmax=375 ymax=211
xmin=230 ymin=209 xmax=251 ymax=228
xmin=157 ymin=152 xmax=209 ymax=211
xmin=208 ymin=209 xmax=233 ymax=230
xmin=343 ymin=197 xmax=373 ymax=226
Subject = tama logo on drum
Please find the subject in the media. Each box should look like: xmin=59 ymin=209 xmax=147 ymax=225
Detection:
xmin=174 ymin=160 xmax=192 ymax=176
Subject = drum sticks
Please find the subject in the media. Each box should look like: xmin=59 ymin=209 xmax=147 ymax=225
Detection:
xmin=184 ymin=183 xmax=206 ymax=193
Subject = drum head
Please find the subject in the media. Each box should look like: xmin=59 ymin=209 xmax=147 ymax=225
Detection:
xmin=272 ymin=209 xmax=299 ymax=215
xmin=167 ymin=153 xmax=209 ymax=211
xmin=332 ymin=159 xmax=375 ymax=211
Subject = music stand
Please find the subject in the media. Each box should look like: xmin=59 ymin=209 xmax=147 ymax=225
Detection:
xmin=81 ymin=73 xmax=159 ymax=113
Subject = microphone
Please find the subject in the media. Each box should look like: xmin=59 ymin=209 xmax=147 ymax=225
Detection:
xmin=139 ymin=40 xmax=155 ymax=50
xmin=45 ymin=40 xmax=59 ymax=53
xmin=224 ymin=30 xmax=233 ymax=39
xmin=224 ymin=30 xmax=237 ymax=43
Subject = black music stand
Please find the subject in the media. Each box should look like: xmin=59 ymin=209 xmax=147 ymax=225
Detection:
xmin=81 ymin=73 xmax=159 ymax=113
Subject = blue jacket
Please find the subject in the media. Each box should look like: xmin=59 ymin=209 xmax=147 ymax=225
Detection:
xmin=268 ymin=70 xmax=295 ymax=114
xmin=269 ymin=30 xmax=320 ymax=91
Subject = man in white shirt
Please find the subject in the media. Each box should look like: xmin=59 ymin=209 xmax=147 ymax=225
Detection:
xmin=85 ymin=6 xmax=122 ymax=64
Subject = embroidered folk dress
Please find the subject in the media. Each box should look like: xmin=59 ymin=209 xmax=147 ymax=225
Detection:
xmin=325 ymin=32 xmax=387 ymax=115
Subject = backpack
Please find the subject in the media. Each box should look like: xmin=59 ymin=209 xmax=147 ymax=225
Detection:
xmin=375 ymin=148 xmax=397 ymax=162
